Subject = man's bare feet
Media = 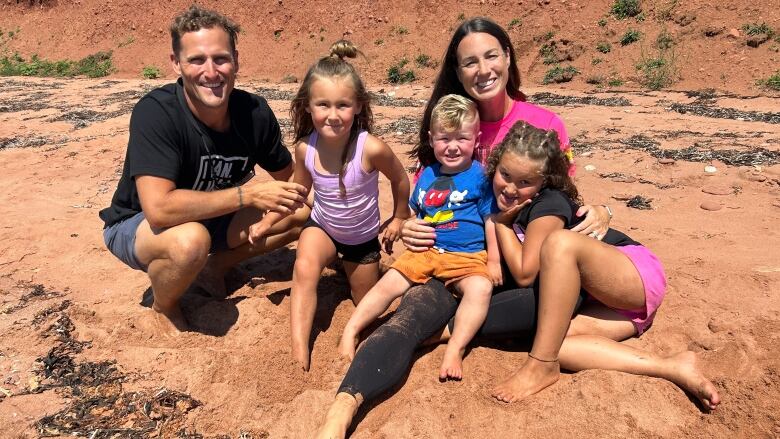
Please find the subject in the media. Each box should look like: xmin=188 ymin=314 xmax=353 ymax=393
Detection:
xmin=338 ymin=330 xmax=359 ymax=362
xmin=292 ymin=341 xmax=311 ymax=371
xmin=666 ymin=351 xmax=721 ymax=410
xmin=439 ymin=344 xmax=465 ymax=381
xmin=314 ymin=392 xmax=359 ymax=439
xmin=193 ymin=262 xmax=228 ymax=299
xmin=148 ymin=303 xmax=189 ymax=336
xmin=491 ymin=355 xmax=560 ymax=403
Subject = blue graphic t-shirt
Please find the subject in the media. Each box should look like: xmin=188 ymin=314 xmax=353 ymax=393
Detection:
xmin=410 ymin=161 xmax=496 ymax=253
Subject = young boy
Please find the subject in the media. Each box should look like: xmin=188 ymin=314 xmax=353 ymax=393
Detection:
xmin=339 ymin=94 xmax=499 ymax=380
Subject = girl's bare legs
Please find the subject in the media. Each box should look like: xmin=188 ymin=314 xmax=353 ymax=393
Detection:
xmin=557 ymin=306 xmax=720 ymax=409
xmin=493 ymin=229 xmax=646 ymax=402
xmin=338 ymin=269 xmax=412 ymax=359
xmin=342 ymin=260 xmax=380 ymax=305
xmin=314 ymin=392 xmax=362 ymax=439
xmin=439 ymin=276 xmax=492 ymax=380
xmin=291 ymin=227 xmax=337 ymax=371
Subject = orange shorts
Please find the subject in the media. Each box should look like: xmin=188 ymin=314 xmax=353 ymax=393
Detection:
xmin=390 ymin=249 xmax=489 ymax=286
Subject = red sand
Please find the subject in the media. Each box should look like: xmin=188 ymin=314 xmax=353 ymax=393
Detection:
xmin=0 ymin=0 xmax=779 ymax=437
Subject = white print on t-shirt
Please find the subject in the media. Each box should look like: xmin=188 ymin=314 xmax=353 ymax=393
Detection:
xmin=194 ymin=154 xmax=250 ymax=191
xmin=448 ymin=189 xmax=468 ymax=208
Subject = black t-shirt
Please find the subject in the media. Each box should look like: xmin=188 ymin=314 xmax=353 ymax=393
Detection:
xmin=99 ymin=80 xmax=292 ymax=228
xmin=514 ymin=188 xmax=640 ymax=247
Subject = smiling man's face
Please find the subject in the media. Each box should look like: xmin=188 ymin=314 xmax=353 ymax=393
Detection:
xmin=171 ymin=27 xmax=238 ymax=120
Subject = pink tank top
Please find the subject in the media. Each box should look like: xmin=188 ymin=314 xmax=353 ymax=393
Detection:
xmin=306 ymin=131 xmax=380 ymax=245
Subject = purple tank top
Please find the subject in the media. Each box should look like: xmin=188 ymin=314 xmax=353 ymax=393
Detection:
xmin=306 ymin=131 xmax=380 ymax=245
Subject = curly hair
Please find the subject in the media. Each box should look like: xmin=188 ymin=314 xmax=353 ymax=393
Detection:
xmin=485 ymin=121 xmax=581 ymax=204
xmin=290 ymin=40 xmax=374 ymax=197
xmin=170 ymin=5 xmax=241 ymax=57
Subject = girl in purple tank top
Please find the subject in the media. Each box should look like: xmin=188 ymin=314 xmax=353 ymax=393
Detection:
xmin=248 ymin=41 xmax=410 ymax=371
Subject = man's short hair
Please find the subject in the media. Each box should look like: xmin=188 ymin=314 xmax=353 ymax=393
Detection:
xmin=170 ymin=5 xmax=241 ymax=57
xmin=430 ymin=94 xmax=479 ymax=132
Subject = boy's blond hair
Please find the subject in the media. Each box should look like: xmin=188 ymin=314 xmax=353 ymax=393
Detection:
xmin=429 ymin=94 xmax=479 ymax=133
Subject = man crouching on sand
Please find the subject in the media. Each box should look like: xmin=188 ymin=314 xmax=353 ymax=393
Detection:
xmin=99 ymin=5 xmax=308 ymax=334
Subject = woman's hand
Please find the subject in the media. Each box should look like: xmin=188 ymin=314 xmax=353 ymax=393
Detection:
xmin=572 ymin=204 xmax=611 ymax=240
xmin=400 ymin=218 xmax=436 ymax=252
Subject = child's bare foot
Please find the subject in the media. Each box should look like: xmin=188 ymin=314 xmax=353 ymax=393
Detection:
xmin=439 ymin=345 xmax=465 ymax=381
xmin=338 ymin=330 xmax=359 ymax=361
xmin=314 ymin=392 xmax=359 ymax=439
xmin=667 ymin=351 xmax=721 ymax=410
xmin=491 ymin=354 xmax=560 ymax=403
xmin=292 ymin=341 xmax=311 ymax=371
xmin=148 ymin=303 xmax=188 ymax=336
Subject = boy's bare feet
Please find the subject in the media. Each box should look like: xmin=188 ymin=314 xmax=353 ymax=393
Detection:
xmin=338 ymin=330 xmax=359 ymax=361
xmin=492 ymin=355 xmax=560 ymax=403
xmin=439 ymin=345 xmax=465 ymax=381
xmin=314 ymin=392 xmax=359 ymax=439
xmin=292 ymin=341 xmax=311 ymax=371
xmin=667 ymin=351 xmax=721 ymax=410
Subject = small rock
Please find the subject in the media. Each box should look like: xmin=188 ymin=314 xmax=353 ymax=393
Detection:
xmin=700 ymin=201 xmax=723 ymax=211
xmin=746 ymin=33 xmax=770 ymax=48
xmin=611 ymin=193 xmax=634 ymax=201
xmin=611 ymin=175 xmax=637 ymax=183
xmin=727 ymin=28 xmax=740 ymax=38
xmin=772 ymin=199 xmax=780 ymax=208
xmin=580 ymin=151 xmax=593 ymax=157
xmin=673 ymin=13 xmax=696 ymax=27
xmin=387 ymin=91 xmax=396 ymax=97
xmin=701 ymin=186 xmax=732 ymax=195
xmin=707 ymin=318 xmax=732 ymax=333
xmin=704 ymin=165 xmax=717 ymax=174
xmin=584 ymin=164 xmax=596 ymax=172
xmin=658 ymin=158 xmax=676 ymax=164
xmin=703 ymin=26 xmax=724 ymax=37
xmin=746 ymin=174 xmax=767 ymax=182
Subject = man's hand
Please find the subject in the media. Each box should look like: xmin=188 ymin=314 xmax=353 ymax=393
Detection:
xmin=244 ymin=180 xmax=307 ymax=214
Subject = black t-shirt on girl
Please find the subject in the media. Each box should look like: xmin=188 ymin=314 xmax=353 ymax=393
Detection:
xmin=514 ymin=188 xmax=640 ymax=247
xmin=99 ymin=80 xmax=292 ymax=228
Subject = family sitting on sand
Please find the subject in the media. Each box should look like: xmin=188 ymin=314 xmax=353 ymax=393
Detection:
xmin=99 ymin=5 xmax=720 ymax=438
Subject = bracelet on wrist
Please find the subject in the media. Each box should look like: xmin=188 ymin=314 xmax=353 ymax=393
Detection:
xmin=602 ymin=204 xmax=613 ymax=219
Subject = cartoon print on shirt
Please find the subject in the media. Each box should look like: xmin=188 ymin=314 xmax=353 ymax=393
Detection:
xmin=448 ymin=189 xmax=468 ymax=208
xmin=417 ymin=176 xmax=465 ymax=226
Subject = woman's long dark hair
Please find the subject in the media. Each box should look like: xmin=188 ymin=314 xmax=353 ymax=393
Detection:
xmin=410 ymin=17 xmax=526 ymax=167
